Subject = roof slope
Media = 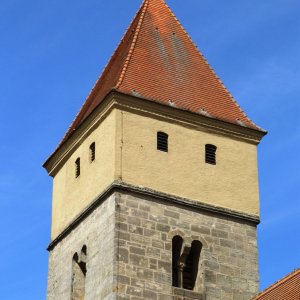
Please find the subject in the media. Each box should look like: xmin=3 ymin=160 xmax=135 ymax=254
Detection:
xmin=61 ymin=0 xmax=262 ymax=146
xmin=253 ymin=268 xmax=300 ymax=300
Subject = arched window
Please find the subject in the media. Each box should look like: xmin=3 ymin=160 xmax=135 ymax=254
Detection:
xmin=157 ymin=131 xmax=168 ymax=152
xmin=81 ymin=245 xmax=87 ymax=256
xmin=183 ymin=240 xmax=202 ymax=290
xmin=205 ymin=144 xmax=217 ymax=165
xmin=89 ymin=142 xmax=95 ymax=162
xmin=172 ymin=237 xmax=202 ymax=291
xmin=172 ymin=235 xmax=184 ymax=287
xmin=71 ymin=247 xmax=87 ymax=300
xmin=75 ymin=158 xmax=81 ymax=178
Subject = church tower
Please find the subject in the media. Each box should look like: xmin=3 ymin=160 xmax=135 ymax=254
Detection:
xmin=44 ymin=0 xmax=266 ymax=299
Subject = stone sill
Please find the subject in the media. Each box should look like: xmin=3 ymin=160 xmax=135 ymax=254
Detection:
xmin=173 ymin=287 xmax=205 ymax=299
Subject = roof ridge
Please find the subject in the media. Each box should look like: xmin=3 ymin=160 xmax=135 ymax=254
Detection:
xmin=161 ymin=0 xmax=261 ymax=129
xmin=253 ymin=268 xmax=300 ymax=299
xmin=115 ymin=0 xmax=149 ymax=89
xmin=46 ymin=0 xmax=266 ymax=162
xmin=56 ymin=1 xmax=147 ymax=148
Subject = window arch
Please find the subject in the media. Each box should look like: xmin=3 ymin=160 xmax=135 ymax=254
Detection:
xmin=71 ymin=252 xmax=86 ymax=300
xmin=172 ymin=235 xmax=184 ymax=287
xmin=205 ymin=144 xmax=217 ymax=165
xmin=183 ymin=240 xmax=202 ymax=290
xmin=157 ymin=131 xmax=168 ymax=152
xmin=81 ymin=245 xmax=87 ymax=257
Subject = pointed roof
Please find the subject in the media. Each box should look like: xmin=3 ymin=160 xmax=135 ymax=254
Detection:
xmin=252 ymin=268 xmax=300 ymax=300
xmin=61 ymin=0 xmax=263 ymax=146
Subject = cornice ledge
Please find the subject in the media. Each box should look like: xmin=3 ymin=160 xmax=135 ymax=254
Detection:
xmin=116 ymin=182 xmax=260 ymax=223
xmin=43 ymin=90 xmax=266 ymax=176
xmin=112 ymin=91 xmax=267 ymax=144
xmin=47 ymin=181 xmax=260 ymax=251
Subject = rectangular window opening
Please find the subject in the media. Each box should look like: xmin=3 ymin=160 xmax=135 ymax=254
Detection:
xmin=157 ymin=132 xmax=168 ymax=152
xmin=205 ymin=144 xmax=217 ymax=165
xmin=75 ymin=158 xmax=81 ymax=178
xmin=90 ymin=142 xmax=95 ymax=162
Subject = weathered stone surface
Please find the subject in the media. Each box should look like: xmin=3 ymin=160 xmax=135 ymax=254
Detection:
xmin=46 ymin=194 xmax=116 ymax=300
xmin=115 ymin=192 xmax=259 ymax=300
xmin=173 ymin=287 xmax=205 ymax=299
xmin=47 ymin=191 xmax=259 ymax=300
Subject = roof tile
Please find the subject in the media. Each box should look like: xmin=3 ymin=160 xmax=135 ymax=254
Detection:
xmin=253 ymin=268 xmax=300 ymax=300
xmin=60 ymin=0 xmax=263 ymax=146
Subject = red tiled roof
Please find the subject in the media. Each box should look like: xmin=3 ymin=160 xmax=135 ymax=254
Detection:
xmin=60 ymin=0 xmax=263 ymax=146
xmin=253 ymin=268 xmax=300 ymax=300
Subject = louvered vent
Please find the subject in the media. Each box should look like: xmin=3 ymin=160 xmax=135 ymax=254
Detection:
xmin=157 ymin=132 xmax=168 ymax=152
xmin=205 ymin=144 xmax=217 ymax=165
xmin=90 ymin=142 xmax=95 ymax=162
xmin=75 ymin=158 xmax=81 ymax=178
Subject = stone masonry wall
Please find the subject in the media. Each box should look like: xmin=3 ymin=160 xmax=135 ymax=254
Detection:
xmin=115 ymin=192 xmax=259 ymax=300
xmin=47 ymin=194 xmax=116 ymax=300
xmin=47 ymin=190 xmax=258 ymax=300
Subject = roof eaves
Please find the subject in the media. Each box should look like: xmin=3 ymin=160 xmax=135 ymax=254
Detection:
xmin=43 ymin=89 xmax=117 ymax=170
xmin=116 ymin=90 xmax=266 ymax=141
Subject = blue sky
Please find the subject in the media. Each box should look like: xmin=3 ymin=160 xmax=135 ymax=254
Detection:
xmin=0 ymin=0 xmax=299 ymax=298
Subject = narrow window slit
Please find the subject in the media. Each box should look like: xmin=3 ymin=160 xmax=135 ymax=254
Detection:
xmin=75 ymin=158 xmax=81 ymax=178
xmin=89 ymin=142 xmax=95 ymax=162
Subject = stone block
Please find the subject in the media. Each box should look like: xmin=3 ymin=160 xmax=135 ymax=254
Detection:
xmin=127 ymin=216 xmax=141 ymax=226
xmin=152 ymin=239 xmax=165 ymax=249
xmin=143 ymin=289 xmax=158 ymax=299
xmin=126 ymin=286 xmax=143 ymax=297
xmin=130 ymin=246 xmax=146 ymax=256
xmin=129 ymin=254 xmax=148 ymax=267
xmin=191 ymin=224 xmax=210 ymax=235
xmin=212 ymin=229 xmax=229 ymax=239
xmin=220 ymin=239 xmax=236 ymax=249
xmin=156 ymin=223 xmax=171 ymax=233
xmin=158 ymin=260 xmax=171 ymax=273
xmin=137 ymin=268 xmax=154 ymax=280
xmin=164 ymin=209 xmax=180 ymax=219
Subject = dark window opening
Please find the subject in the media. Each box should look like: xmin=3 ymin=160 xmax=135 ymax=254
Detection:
xmin=75 ymin=158 xmax=81 ymax=178
xmin=183 ymin=240 xmax=202 ymax=290
xmin=81 ymin=245 xmax=87 ymax=257
xmin=71 ymin=247 xmax=87 ymax=300
xmin=172 ymin=236 xmax=202 ymax=291
xmin=157 ymin=132 xmax=168 ymax=152
xmin=205 ymin=144 xmax=217 ymax=165
xmin=172 ymin=235 xmax=184 ymax=287
xmin=90 ymin=142 xmax=95 ymax=162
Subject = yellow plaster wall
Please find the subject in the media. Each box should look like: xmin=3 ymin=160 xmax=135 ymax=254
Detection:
xmin=51 ymin=110 xmax=117 ymax=238
xmin=50 ymin=104 xmax=260 ymax=239
xmin=120 ymin=111 xmax=260 ymax=216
